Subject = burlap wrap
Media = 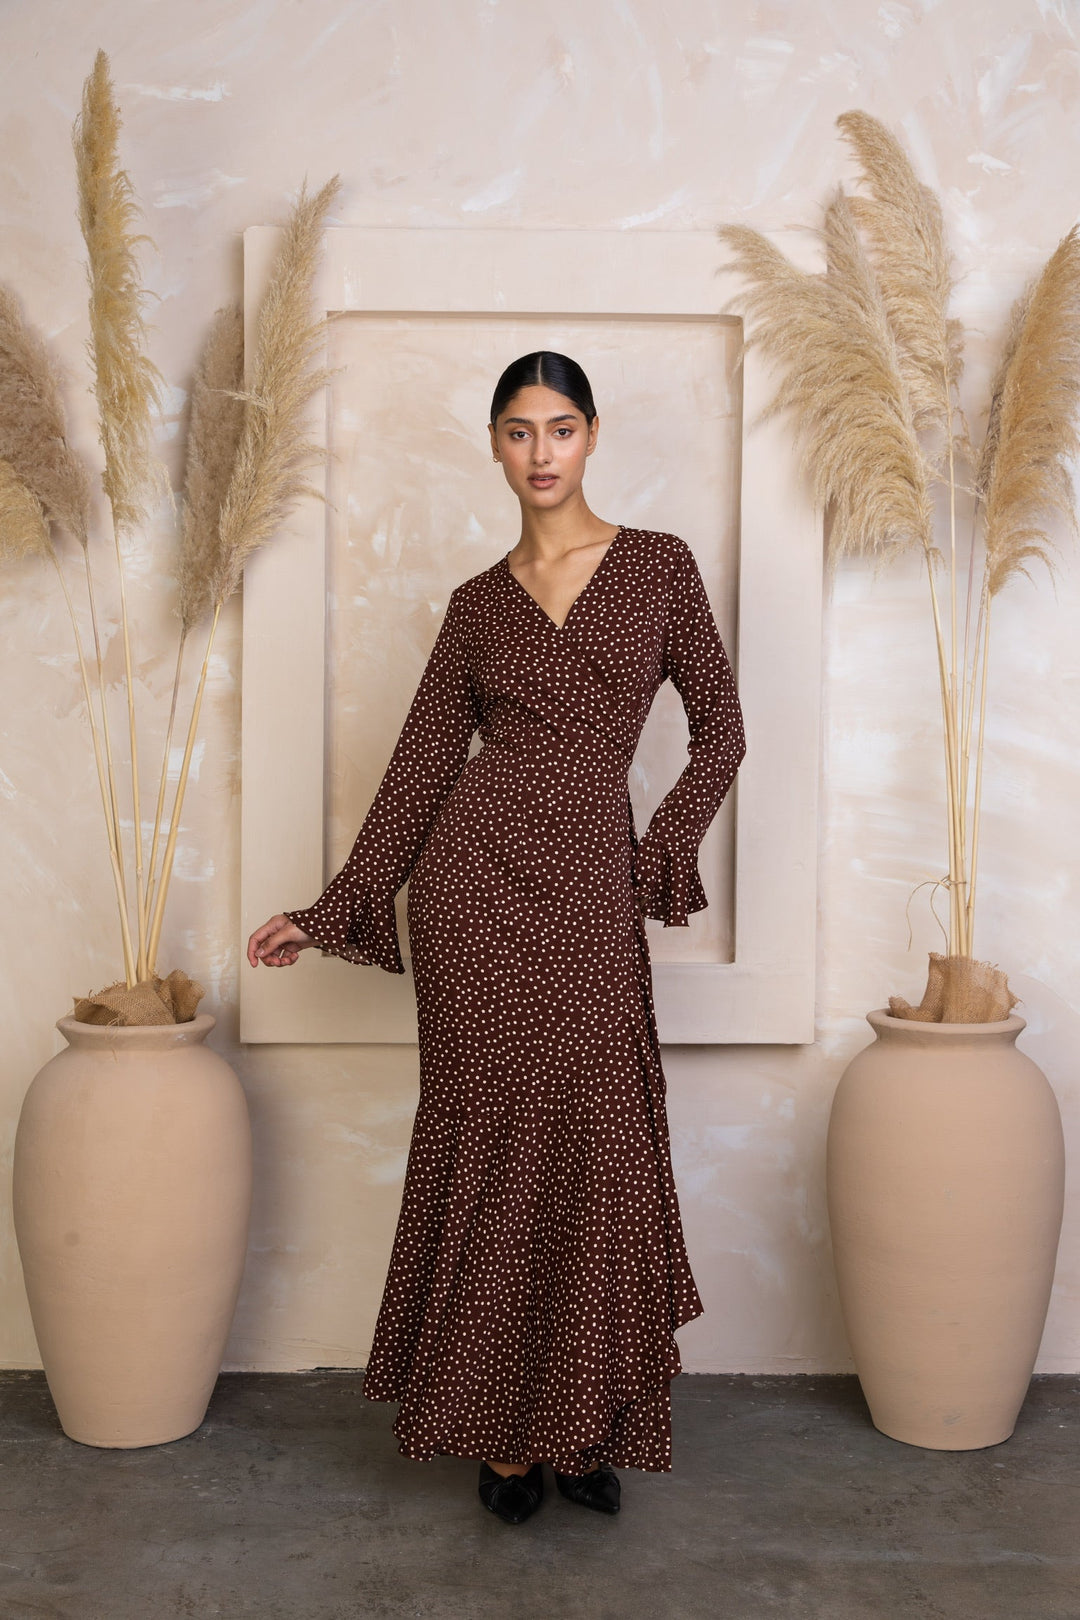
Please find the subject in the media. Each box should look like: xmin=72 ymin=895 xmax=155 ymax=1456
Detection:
xmin=888 ymin=952 xmax=1019 ymax=1023
xmin=72 ymin=968 xmax=206 ymax=1027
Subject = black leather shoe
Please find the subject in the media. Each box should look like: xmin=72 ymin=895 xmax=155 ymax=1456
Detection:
xmin=554 ymin=1460 xmax=621 ymax=1514
xmin=478 ymin=1460 xmax=545 ymax=1524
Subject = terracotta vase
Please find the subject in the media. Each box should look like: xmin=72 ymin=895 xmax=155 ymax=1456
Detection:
xmin=12 ymin=1013 xmax=252 ymax=1448
xmin=826 ymin=1008 xmax=1064 ymax=1450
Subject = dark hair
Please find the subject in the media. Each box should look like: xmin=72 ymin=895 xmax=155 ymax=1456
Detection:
xmin=489 ymin=350 xmax=596 ymax=429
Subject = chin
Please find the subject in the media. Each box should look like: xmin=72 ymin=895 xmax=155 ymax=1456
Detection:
xmin=524 ymin=482 xmax=573 ymax=502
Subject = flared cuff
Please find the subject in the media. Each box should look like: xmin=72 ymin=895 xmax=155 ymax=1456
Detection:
xmin=283 ymin=885 xmax=405 ymax=975
xmin=631 ymin=832 xmax=708 ymax=928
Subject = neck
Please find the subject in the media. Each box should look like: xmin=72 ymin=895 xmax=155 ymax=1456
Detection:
xmin=515 ymin=493 xmax=614 ymax=559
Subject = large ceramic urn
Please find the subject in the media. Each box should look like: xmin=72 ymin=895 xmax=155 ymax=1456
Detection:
xmin=12 ymin=1013 xmax=252 ymax=1448
xmin=826 ymin=1009 xmax=1064 ymax=1450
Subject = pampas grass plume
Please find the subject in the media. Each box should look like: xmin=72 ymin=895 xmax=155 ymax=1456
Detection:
xmin=835 ymin=110 xmax=964 ymax=449
xmin=177 ymin=304 xmax=245 ymax=631
xmin=718 ymin=186 xmax=933 ymax=570
xmin=212 ymin=174 xmax=341 ymax=607
xmin=0 ymin=459 xmax=52 ymax=561
xmin=0 ymin=284 xmax=92 ymax=544
xmin=73 ymin=47 xmax=166 ymax=533
xmin=978 ymin=225 xmax=1080 ymax=597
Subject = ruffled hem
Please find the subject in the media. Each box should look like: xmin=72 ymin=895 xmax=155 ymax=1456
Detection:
xmin=283 ymin=888 xmax=405 ymax=974
xmin=630 ymin=834 xmax=707 ymax=928
xmin=361 ymin=1364 xmax=685 ymax=1474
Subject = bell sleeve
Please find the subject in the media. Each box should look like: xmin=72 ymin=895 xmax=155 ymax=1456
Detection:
xmin=283 ymin=584 xmax=480 ymax=973
xmin=631 ymin=541 xmax=746 ymax=928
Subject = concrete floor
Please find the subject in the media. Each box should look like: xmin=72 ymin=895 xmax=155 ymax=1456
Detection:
xmin=1 ymin=1371 xmax=1077 ymax=1619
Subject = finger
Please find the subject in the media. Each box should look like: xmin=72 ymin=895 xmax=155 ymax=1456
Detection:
xmin=249 ymin=926 xmax=286 ymax=959
xmin=264 ymin=937 xmax=300 ymax=965
xmin=254 ymin=923 xmax=292 ymax=960
xmin=250 ymin=925 xmax=272 ymax=964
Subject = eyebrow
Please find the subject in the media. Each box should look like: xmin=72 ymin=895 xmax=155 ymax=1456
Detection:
xmin=501 ymin=413 xmax=578 ymax=425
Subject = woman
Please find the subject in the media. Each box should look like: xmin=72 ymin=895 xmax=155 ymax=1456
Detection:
xmin=247 ymin=351 xmax=746 ymax=1525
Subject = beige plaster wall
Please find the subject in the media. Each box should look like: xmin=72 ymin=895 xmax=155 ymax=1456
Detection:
xmin=2 ymin=0 xmax=1079 ymax=1374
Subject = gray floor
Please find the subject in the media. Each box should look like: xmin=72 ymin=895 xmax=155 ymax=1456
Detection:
xmin=1 ymin=1370 xmax=1077 ymax=1619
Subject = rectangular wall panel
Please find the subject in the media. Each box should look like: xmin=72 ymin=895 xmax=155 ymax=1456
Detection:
xmin=240 ymin=228 xmax=821 ymax=1043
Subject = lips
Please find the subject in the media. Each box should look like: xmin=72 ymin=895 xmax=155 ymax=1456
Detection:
xmin=529 ymin=475 xmax=557 ymax=484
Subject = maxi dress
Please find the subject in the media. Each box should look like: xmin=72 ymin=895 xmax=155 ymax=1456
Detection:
xmin=283 ymin=525 xmax=746 ymax=1474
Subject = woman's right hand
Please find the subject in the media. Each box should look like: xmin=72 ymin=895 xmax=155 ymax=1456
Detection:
xmin=246 ymin=915 xmax=317 ymax=969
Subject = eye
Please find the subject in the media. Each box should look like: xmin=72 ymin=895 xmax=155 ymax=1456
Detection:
xmin=555 ymin=427 xmax=573 ymax=437
xmin=509 ymin=429 xmax=528 ymax=439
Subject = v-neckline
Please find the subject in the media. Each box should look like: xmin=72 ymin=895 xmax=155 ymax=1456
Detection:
xmin=503 ymin=525 xmax=626 ymax=632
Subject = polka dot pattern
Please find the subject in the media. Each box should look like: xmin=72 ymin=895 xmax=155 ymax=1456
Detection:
xmin=284 ymin=526 xmax=746 ymax=1473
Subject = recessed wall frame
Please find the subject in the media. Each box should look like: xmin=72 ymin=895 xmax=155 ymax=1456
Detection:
xmin=239 ymin=228 xmax=821 ymax=1044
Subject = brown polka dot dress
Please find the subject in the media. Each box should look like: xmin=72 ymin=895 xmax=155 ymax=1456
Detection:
xmin=284 ymin=526 xmax=746 ymax=1473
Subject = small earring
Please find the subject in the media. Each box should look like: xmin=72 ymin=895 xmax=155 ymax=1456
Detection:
xmin=492 ymin=455 xmax=499 ymax=463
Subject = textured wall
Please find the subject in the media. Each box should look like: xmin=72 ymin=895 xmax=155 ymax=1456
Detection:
xmin=2 ymin=0 xmax=1078 ymax=1374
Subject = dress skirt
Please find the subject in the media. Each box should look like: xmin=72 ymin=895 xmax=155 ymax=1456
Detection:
xmin=284 ymin=525 xmax=746 ymax=1473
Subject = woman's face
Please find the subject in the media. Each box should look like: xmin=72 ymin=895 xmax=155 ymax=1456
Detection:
xmin=489 ymin=384 xmax=598 ymax=511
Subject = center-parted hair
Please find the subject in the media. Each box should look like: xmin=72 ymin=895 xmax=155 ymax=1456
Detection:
xmin=489 ymin=351 xmax=597 ymax=430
